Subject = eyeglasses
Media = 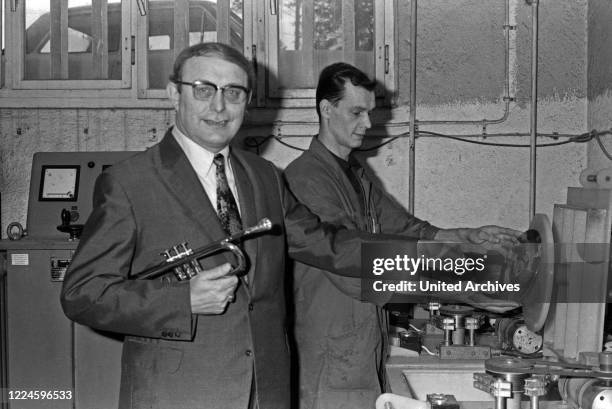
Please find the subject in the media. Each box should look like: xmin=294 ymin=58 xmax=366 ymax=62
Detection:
xmin=174 ymin=80 xmax=250 ymax=104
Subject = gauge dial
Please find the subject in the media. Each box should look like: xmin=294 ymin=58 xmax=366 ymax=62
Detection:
xmin=40 ymin=166 xmax=80 ymax=200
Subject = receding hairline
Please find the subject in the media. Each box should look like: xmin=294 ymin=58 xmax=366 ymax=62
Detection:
xmin=170 ymin=43 xmax=254 ymax=90
xmin=179 ymin=54 xmax=250 ymax=84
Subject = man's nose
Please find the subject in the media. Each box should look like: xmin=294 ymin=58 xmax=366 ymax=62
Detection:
xmin=362 ymin=113 xmax=372 ymax=129
xmin=210 ymin=89 xmax=226 ymax=112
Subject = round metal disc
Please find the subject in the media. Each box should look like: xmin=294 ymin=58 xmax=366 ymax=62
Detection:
xmin=522 ymin=213 xmax=554 ymax=332
xmin=484 ymin=357 xmax=534 ymax=374
xmin=440 ymin=304 xmax=475 ymax=316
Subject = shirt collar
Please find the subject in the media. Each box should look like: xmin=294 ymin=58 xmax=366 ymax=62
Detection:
xmin=172 ymin=126 xmax=230 ymax=177
xmin=329 ymin=150 xmax=351 ymax=171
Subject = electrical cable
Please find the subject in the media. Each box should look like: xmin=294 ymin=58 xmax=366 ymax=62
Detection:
xmin=243 ymin=129 xmax=612 ymax=156
xmin=408 ymin=323 xmax=423 ymax=333
xmin=272 ymin=136 xmax=307 ymax=152
xmin=416 ymin=130 xmax=600 ymax=148
xmin=421 ymin=345 xmax=437 ymax=356
xmin=357 ymin=137 xmax=399 ymax=152
xmin=595 ymin=133 xmax=612 ymax=160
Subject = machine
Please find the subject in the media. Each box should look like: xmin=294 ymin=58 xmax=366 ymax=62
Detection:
xmin=384 ymin=187 xmax=612 ymax=409
xmin=0 ymin=151 xmax=135 ymax=409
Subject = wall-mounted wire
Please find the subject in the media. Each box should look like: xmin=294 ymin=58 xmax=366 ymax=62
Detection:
xmin=356 ymin=137 xmax=399 ymax=152
xmin=243 ymin=129 xmax=612 ymax=157
xmin=243 ymin=135 xmax=307 ymax=154
xmin=415 ymin=130 xmax=600 ymax=148
xmin=595 ymin=133 xmax=612 ymax=160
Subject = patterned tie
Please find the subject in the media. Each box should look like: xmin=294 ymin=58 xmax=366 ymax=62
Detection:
xmin=214 ymin=153 xmax=243 ymax=236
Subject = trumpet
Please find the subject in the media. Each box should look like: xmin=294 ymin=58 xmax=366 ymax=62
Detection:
xmin=132 ymin=218 xmax=273 ymax=281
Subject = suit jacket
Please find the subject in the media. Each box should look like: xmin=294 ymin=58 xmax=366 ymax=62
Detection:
xmin=61 ymin=130 xmax=410 ymax=409
xmin=284 ymin=137 xmax=438 ymax=409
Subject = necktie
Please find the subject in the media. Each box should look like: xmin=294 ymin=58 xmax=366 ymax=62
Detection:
xmin=214 ymin=153 xmax=243 ymax=236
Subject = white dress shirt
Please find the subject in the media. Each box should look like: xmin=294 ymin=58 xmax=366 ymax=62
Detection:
xmin=172 ymin=127 xmax=241 ymax=216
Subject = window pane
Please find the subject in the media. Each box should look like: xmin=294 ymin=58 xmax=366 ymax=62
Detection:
xmin=280 ymin=0 xmax=302 ymax=50
xmin=277 ymin=0 xmax=375 ymax=91
xmin=24 ymin=0 xmax=122 ymax=81
xmin=189 ymin=1 xmax=217 ymax=45
xmin=147 ymin=0 xmax=244 ymax=90
xmin=314 ymin=0 xmax=342 ymax=50
xmin=355 ymin=0 xmax=374 ymax=51
xmin=147 ymin=0 xmax=174 ymax=88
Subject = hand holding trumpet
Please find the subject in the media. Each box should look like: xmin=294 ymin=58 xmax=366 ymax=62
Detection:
xmin=137 ymin=218 xmax=272 ymax=314
xmin=189 ymin=263 xmax=239 ymax=315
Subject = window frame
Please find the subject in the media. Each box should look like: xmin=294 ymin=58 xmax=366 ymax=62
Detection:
xmin=264 ymin=0 xmax=397 ymax=105
xmin=7 ymin=0 xmax=131 ymax=90
xmin=0 ymin=0 xmax=397 ymax=108
xmin=136 ymin=0 xmax=255 ymax=100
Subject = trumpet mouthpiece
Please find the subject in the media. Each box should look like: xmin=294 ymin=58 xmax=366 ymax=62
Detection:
xmin=227 ymin=218 xmax=273 ymax=242
xmin=250 ymin=218 xmax=273 ymax=234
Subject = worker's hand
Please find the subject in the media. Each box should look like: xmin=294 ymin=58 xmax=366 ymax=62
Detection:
xmin=465 ymin=225 xmax=521 ymax=247
xmin=435 ymin=226 xmax=522 ymax=258
xmin=189 ymin=263 xmax=238 ymax=315
xmin=462 ymin=226 xmax=522 ymax=258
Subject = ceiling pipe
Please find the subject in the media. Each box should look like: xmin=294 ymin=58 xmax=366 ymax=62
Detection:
xmin=408 ymin=0 xmax=418 ymax=214
xmin=418 ymin=0 xmax=514 ymax=128
xmin=528 ymin=0 xmax=539 ymax=222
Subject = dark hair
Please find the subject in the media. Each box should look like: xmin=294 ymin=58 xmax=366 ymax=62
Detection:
xmin=169 ymin=42 xmax=255 ymax=91
xmin=315 ymin=62 xmax=376 ymax=119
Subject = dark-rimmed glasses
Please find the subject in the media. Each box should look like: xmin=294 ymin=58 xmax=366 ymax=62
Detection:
xmin=174 ymin=80 xmax=250 ymax=104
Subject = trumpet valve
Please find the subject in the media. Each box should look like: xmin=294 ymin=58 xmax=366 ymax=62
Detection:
xmin=160 ymin=249 xmax=173 ymax=260
xmin=178 ymin=264 xmax=197 ymax=280
xmin=162 ymin=242 xmax=191 ymax=263
xmin=173 ymin=266 xmax=188 ymax=281
xmin=189 ymin=259 xmax=203 ymax=274
xmin=178 ymin=242 xmax=193 ymax=256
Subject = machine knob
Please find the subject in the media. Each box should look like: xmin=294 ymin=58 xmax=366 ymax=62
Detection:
xmin=598 ymin=351 xmax=612 ymax=373
xmin=524 ymin=377 xmax=547 ymax=397
xmin=57 ymin=209 xmax=84 ymax=241
xmin=466 ymin=317 xmax=478 ymax=346
xmin=442 ymin=317 xmax=455 ymax=346
xmin=465 ymin=317 xmax=478 ymax=330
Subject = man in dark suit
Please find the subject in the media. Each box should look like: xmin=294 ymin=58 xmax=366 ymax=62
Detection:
xmin=61 ymin=43 xmax=519 ymax=409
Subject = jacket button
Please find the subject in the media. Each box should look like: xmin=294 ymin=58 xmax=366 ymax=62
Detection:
xmin=245 ymin=349 xmax=253 ymax=357
xmin=248 ymin=303 xmax=254 ymax=311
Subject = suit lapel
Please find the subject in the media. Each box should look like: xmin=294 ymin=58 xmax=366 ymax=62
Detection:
xmin=155 ymin=131 xmax=228 ymax=252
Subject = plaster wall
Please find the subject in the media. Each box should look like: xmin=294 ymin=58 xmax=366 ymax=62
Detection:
xmin=392 ymin=0 xmax=587 ymax=229
xmin=586 ymin=0 xmax=612 ymax=170
xmin=0 ymin=0 xmax=595 ymax=236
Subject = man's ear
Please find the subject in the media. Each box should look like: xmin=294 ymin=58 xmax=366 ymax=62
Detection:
xmin=319 ymin=99 xmax=332 ymax=119
xmin=166 ymin=82 xmax=180 ymax=110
